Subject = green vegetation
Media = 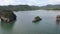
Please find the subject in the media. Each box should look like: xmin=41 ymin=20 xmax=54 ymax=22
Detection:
xmin=0 ymin=5 xmax=40 ymax=11
xmin=39 ymin=5 xmax=60 ymax=10
xmin=1 ymin=4 xmax=60 ymax=11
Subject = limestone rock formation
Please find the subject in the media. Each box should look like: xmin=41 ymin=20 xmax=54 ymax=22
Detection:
xmin=0 ymin=10 xmax=16 ymax=23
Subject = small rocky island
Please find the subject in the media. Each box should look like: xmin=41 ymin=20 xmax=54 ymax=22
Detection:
xmin=32 ymin=16 xmax=42 ymax=22
xmin=0 ymin=10 xmax=16 ymax=23
xmin=56 ymin=15 xmax=60 ymax=21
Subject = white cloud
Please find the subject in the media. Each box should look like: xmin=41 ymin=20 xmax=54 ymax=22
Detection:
xmin=0 ymin=0 xmax=14 ymax=5
xmin=48 ymin=0 xmax=60 ymax=4
xmin=0 ymin=0 xmax=60 ymax=6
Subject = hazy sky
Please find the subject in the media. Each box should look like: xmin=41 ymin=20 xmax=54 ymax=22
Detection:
xmin=0 ymin=0 xmax=60 ymax=6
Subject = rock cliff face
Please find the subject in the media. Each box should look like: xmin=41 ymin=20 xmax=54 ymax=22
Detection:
xmin=0 ymin=10 xmax=16 ymax=23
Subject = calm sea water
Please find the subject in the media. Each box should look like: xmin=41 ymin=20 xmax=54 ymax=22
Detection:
xmin=0 ymin=10 xmax=60 ymax=34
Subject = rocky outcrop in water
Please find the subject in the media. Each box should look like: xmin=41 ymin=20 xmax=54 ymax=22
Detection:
xmin=56 ymin=15 xmax=60 ymax=21
xmin=0 ymin=10 xmax=16 ymax=23
xmin=32 ymin=16 xmax=42 ymax=22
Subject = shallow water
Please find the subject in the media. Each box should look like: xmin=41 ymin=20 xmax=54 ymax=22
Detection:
xmin=0 ymin=10 xmax=60 ymax=34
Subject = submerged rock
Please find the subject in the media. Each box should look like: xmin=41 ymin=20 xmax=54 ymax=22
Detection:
xmin=32 ymin=16 xmax=42 ymax=22
xmin=0 ymin=10 xmax=16 ymax=23
xmin=56 ymin=15 xmax=60 ymax=21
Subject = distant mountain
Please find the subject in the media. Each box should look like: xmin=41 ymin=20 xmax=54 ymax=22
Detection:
xmin=40 ymin=4 xmax=60 ymax=10
xmin=0 ymin=5 xmax=40 ymax=11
